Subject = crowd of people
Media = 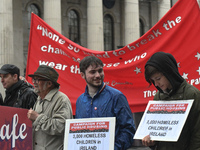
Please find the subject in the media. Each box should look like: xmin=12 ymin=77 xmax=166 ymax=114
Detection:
xmin=0 ymin=52 xmax=200 ymax=150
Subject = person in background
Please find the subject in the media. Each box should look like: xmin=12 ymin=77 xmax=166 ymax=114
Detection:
xmin=75 ymin=56 xmax=136 ymax=150
xmin=0 ymin=93 xmax=3 ymax=105
xmin=142 ymin=52 xmax=200 ymax=150
xmin=0 ymin=64 xmax=37 ymax=109
xmin=27 ymin=65 xmax=73 ymax=150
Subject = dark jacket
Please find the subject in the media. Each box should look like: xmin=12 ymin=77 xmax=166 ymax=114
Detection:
xmin=76 ymin=83 xmax=136 ymax=150
xmin=1 ymin=80 xmax=37 ymax=109
xmin=0 ymin=93 xmax=3 ymax=105
xmin=154 ymin=80 xmax=200 ymax=150
xmin=146 ymin=52 xmax=200 ymax=150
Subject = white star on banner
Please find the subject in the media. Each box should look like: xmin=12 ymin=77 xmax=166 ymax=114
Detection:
xmin=177 ymin=62 xmax=180 ymax=68
xmin=197 ymin=67 xmax=200 ymax=75
xmin=134 ymin=67 xmax=141 ymax=74
xmin=182 ymin=72 xmax=188 ymax=79
xmin=195 ymin=52 xmax=200 ymax=60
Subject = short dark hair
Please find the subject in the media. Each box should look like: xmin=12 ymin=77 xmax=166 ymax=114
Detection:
xmin=79 ymin=56 xmax=103 ymax=73
xmin=145 ymin=65 xmax=160 ymax=85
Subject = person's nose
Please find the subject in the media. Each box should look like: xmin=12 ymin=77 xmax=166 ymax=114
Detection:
xmin=154 ymin=80 xmax=159 ymax=87
xmin=95 ymin=72 xmax=101 ymax=77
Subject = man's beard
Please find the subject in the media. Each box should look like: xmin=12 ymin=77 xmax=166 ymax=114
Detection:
xmin=34 ymin=82 xmax=48 ymax=94
xmin=85 ymin=77 xmax=103 ymax=88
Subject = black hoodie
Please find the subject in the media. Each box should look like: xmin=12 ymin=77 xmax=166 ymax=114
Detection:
xmin=145 ymin=52 xmax=184 ymax=95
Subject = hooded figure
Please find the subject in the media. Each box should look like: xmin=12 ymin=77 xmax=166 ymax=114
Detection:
xmin=145 ymin=51 xmax=184 ymax=96
xmin=142 ymin=52 xmax=200 ymax=150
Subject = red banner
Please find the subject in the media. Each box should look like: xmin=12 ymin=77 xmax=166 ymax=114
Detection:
xmin=148 ymin=103 xmax=188 ymax=113
xmin=26 ymin=0 xmax=200 ymax=115
xmin=0 ymin=106 xmax=32 ymax=150
xmin=70 ymin=121 xmax=109 ymax=132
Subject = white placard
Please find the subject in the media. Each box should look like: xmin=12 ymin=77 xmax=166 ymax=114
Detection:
xmin=64 ymin=117 xmax=115 ymax=150
xmin=134 ymin=100 xmax=193 ymax=141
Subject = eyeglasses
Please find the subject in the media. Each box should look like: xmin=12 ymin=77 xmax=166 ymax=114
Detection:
xmin=32 ymin=78 xmax=49 ymax=83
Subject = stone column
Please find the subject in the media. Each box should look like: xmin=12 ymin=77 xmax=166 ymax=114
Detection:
xmin=87 ymin=0 xmax=104 ymax=51
xmin=44 ymin=0 xmax=62 ymax=33
xmin=0 ymin=0 xmax=14 ymax=65
xmin=124 ymin=0 xmax=140 ymax=45
xmin=13 ymin=0 xmax=24 ymax=73
xmin=0 ymin=0 xmax=14 ymax=97
xmin=158 ymin=1 xmax=171 ymax=20
xmin=151 ymin=1 xmax=159 ymax=27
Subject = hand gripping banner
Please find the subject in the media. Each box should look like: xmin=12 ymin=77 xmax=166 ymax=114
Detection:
xmin=26 ymin=0 xmax=200 ymax=114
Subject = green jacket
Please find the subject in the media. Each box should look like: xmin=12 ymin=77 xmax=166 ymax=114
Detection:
xmin=153 ymin=80 xmax=200 ymax=150
xmin=32 ymin=88 xmax=73 ymax=150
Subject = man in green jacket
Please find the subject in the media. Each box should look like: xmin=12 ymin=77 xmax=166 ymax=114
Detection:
xmin=142 ymin=52 xmax=200 ymax=150
xmin=27 ymin=65 xmax=73 ymax=150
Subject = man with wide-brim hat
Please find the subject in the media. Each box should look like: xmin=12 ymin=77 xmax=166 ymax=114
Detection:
xmin=28 ymin=65 xmax=60 ymax=87
xmin=27 ymin=65 xmax=73 ymax=150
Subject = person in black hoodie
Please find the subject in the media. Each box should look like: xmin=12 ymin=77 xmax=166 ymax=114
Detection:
xmin=0 ymin=64 xmax=37 ymax=109
xmin=142 ymin=52 xmax=200 ymax=150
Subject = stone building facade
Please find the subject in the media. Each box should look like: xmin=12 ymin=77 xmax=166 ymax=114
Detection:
xmin=0 ymin=0 xmax=181 ymax=74
xmin=2 ymin=0 xmax=200 ymax=147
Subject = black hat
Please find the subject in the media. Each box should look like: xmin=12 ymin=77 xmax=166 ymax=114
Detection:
xmin=28 ymin=65 xmax=60 ymax=86
xmin=0 ymin=64 xmax=20 ymax=76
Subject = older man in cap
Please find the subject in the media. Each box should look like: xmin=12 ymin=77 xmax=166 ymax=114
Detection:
xmin=27 ymin=65 xmax=73 ymax=150
xmin=0 ymin=64 xmax=37 ymax=109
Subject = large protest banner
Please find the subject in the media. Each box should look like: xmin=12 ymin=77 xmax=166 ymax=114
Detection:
xmin=0 ymin=106 xmax=32 ymax=150
xmin=26 ymin=0 xmax=200 ymax=114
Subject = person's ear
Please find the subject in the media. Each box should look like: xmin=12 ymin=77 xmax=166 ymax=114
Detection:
xmin=13 ymin=74 xmax=18 ymax=81
xmin=80 ymin=72 xmax=85 ymax=79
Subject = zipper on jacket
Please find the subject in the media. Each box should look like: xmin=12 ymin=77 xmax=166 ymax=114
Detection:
xmin=91 ymin=98 xmax=93 ymax=105
xmin=90 ymin=98 xmax=93 ymax=118
xmin=89 ymin=83 xmax=106 ymax=105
